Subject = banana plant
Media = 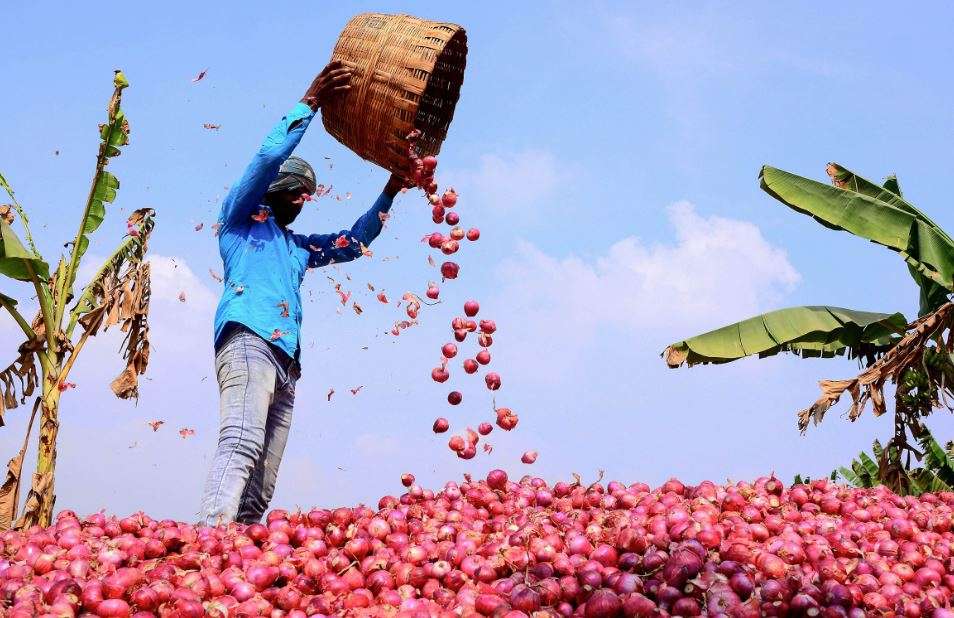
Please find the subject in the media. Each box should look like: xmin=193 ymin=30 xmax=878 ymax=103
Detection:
xmin=664 ymin=162 xmax=954 ymax=487
xmin=836 ymin=428 xmax=954 ymax=496
xmin=0 ymin=71 xmax=156 ymax=529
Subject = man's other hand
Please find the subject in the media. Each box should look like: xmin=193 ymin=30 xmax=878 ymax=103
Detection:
xmin=302 ymin=60 xmax=355 ymax=111
xmin=384 ymin=172 xmax=413 ymax=198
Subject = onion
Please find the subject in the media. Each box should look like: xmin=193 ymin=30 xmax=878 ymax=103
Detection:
xmin=441 ymin=189 xmax=457 ymax=206
xmin=447 ymin=391 xmax=462 ymax=405
xmin=94 ymin=599 xmax=130 ymax=617
xmin=432 ymin=417 xmax=449 ymax=433
xmin=584 ymin=588 xmax=623 ymax=618
xmin=487 ymin=470 xmax=508 ymax=490
xmin=440 ymin=262 xmax=459 ymax=279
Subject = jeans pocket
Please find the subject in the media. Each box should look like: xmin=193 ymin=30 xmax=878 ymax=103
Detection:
xmin=215 ymin=337 xmax=244 ymax=383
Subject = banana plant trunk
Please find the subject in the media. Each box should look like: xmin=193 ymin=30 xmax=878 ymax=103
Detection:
xmin=19 ymin=373 xmax=62 ymax=528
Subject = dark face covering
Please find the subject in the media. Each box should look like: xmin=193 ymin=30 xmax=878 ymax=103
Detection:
xmin=268 ymin=192 xmax=304 ymax=228
xmin=265 ymin=155 xmax=316 ymax=228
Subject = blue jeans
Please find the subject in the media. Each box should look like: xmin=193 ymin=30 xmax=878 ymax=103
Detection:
xmin=200 ymin=325 xmax=300 ymax=525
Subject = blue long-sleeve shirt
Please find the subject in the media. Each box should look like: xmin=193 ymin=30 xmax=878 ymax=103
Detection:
xmin=213 ymin=102 xmax=393 ymax=359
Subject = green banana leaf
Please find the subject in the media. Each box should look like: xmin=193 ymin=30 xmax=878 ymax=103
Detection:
xmin=58 ymin=72 xmax=130 ymax=320
xmin=882 ymin=175 xmax=902 ymax=197
xmin=826 ymin=163 xmax=952 ymax=315
xmin=912 ymin=467 xmax=952 ymax=494
xmin=73 ymin=125 xmax=125 ymax=264
xmin=0 ymin=219 xmax=49 ymax=282
xmin=760 ymin=165 xmax=954 ymax=293
xmin=664 ymin=305 xmax=907 ymax=368
xmin=838 ymin=465 xmax=865 ymax=488
xmin=916 ymin=433 xmax=954 ymax=488
xmin=858 ymin=451 xmax=880 ymax=480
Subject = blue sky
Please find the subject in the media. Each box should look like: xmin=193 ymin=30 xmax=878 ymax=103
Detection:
xmin=2 ymin=2 xmax=953 ymax=521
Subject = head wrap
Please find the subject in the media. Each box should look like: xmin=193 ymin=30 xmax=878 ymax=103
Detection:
xmin=267 ymin=156 xmax=317 ymax=196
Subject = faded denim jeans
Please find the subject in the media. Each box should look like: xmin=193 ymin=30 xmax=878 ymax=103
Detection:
xmin=201 ymin=324 xmax=300 ymax=525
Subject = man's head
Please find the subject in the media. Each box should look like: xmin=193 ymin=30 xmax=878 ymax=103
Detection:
xmin=265 ymin=156 xmax=317 ymax=227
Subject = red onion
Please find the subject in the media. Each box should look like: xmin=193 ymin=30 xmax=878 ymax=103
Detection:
xmin=94 ymin=599 xmax=130 ymax=617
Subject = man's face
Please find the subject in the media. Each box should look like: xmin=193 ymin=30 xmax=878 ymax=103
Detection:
xmin=271 ymin=189 xmax=312 ymax=227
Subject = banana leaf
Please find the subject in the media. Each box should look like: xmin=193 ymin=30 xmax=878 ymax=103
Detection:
xmin=0 ymin=219 xmax=49 ymax=282
xmin=60 ymin=72 xmax=130 ymax=314
xmin=882 ymin=175 xmax=902 ymax=197
xmin=664 ymin=305 xmax=907 ymax=368
xmin=916 ymin=432 xmax=954 ymax=488
xmin=838 ymin=465 xmax=866 ymax=488
xmin=760 ymin=165 xmax=954 ymax=293
xmin=912 ymin=469 xmax=952 ymax=494
xmin=826 ymin=163 xmax=951 ymax=315
xmin=70 ymin=210 xmax=153 ymax=320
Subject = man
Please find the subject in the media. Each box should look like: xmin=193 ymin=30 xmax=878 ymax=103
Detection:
xmin=201 ymin=61 xmax=406 ymax=525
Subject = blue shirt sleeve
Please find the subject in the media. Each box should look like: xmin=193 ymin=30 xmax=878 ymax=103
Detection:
xmin=218 ymin=102 xmax=316 ymax=230
xmin=300 ymin=192 xmax=395 ymax=267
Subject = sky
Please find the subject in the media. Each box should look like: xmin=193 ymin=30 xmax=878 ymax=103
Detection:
xmin=1 ymin=2 xmax=953 ymax=522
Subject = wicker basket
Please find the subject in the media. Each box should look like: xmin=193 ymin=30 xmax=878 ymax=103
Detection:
xmin=322 ymin=13 xmax=467 ymax=175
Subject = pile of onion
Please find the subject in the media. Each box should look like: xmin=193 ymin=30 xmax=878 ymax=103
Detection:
xmin=2 ymin=474 xmax=953 ymax=616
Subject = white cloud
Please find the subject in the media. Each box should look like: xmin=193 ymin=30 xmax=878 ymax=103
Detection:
xmin=147 ymin=254 xmax=217 ymax=313
xmin=493 ymin=201 xmax=799 ymax=372
xmin=442 ymin=150 xmax=564 ymax=214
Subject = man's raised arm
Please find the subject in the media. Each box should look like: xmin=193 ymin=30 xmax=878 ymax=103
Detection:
xmin=218 ymin=61 xmax=353 ymax=230
xmin=302 ymin=174 xmax=406 ymax=267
